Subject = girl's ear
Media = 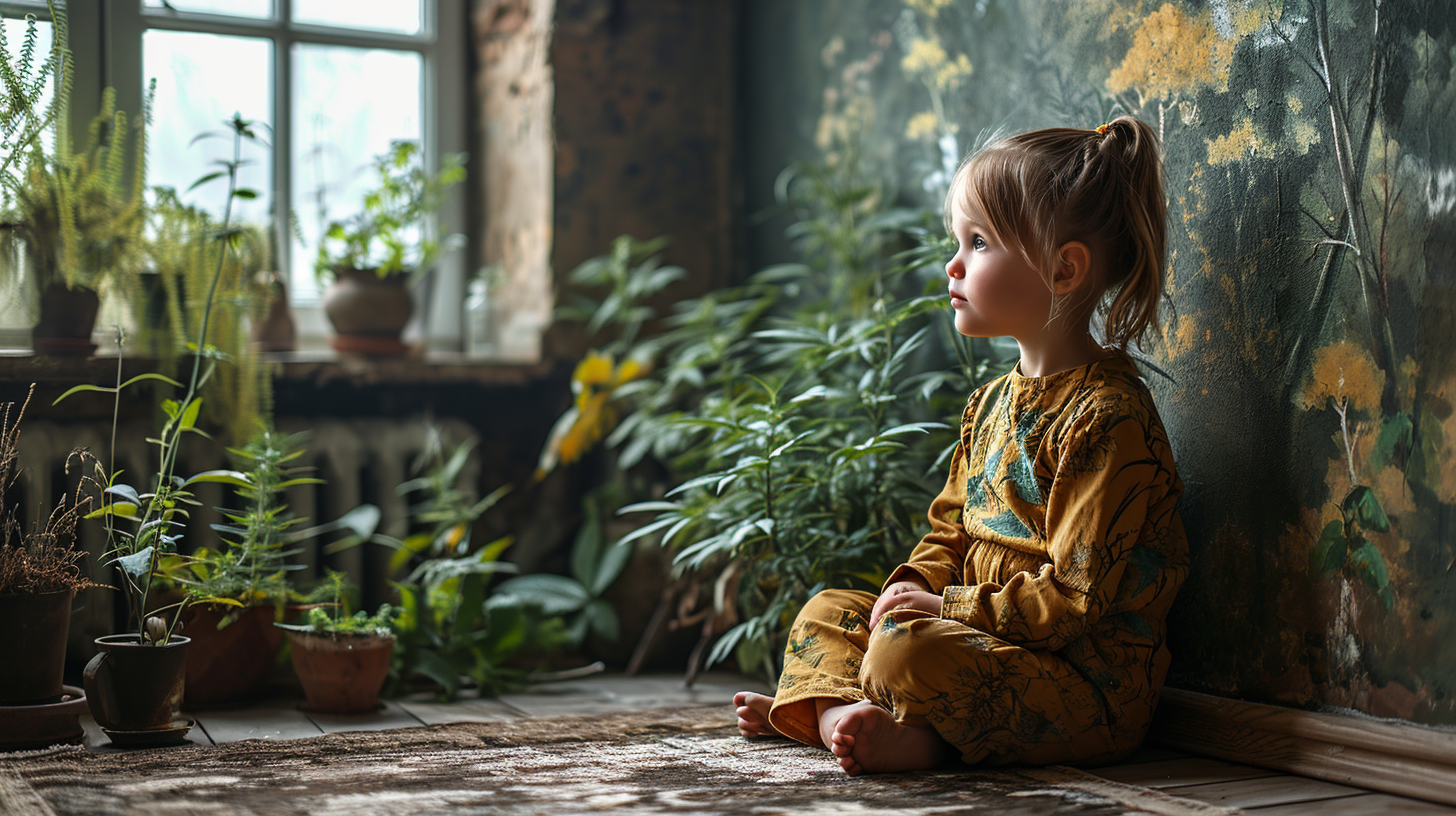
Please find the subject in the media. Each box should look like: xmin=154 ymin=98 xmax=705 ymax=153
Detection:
xmin=1052 ymin=241 xmax=1093 ymax=295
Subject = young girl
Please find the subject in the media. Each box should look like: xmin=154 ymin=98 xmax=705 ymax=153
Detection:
xmin=734 ymin=116 xmax=1189 ymax=776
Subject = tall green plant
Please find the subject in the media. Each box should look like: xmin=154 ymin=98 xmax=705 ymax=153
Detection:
xmin=547 ymin=158 xmax=1001 ymax=681
xmin=55 ymin=115 xmax=267 ymax=643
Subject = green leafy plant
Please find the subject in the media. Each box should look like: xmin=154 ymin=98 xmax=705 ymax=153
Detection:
xmin=370 ymin=430 xmax=568 ymax=699
xmin=143 ymin=185 xmax=271 ymax=443
xmin=278 ymin=570 xmax=397 ymax=638
xmin=55 ymin=114 xmax=268 ymax=644
xmin=545 ymin=157 xmax=1000 ymax=682
xmin=494 ymin=490 xmax=633 ymax=648
xmin=165 ymin=424 xmax=318 ymax=617
xmin=0 ymin=84 xmax=150 ymax=294
xmin=313 ymin=139 xmax=466 ymax=280
xmin=0 ymin=2 xmax=71 ymax=198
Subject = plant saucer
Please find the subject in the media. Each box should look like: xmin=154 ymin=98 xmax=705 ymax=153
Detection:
xmin=101 ymin=718 xmax=195 ymax=748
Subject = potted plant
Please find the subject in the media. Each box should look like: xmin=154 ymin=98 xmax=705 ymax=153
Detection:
xmin=0 ymin=388 xmax=100 ymax=749
xmin=165 ymin=425 xmax=316 ymax=708
xmin=0 ymin=88 xmax=148 ymax=356
xmin=56 ymin=116 xmax=265 ymax=741
xmin=142 ymin=185 xmax=271 ymax=447
xmin=278 ymin=571 xmax=397 ymax=714
xmin=314 ymin=140 xmax=465 ymax=356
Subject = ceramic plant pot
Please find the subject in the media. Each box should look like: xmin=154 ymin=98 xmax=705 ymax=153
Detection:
xmin=0 ymin=589 xmax=75 ymax=705
xmin=83 ymin=634 xmax=190 ymax=732
xmin=32 ymin=283 xmax=99 ymax=356
xmin=320 ymin=267 xmax=412 ymax=356
xmin=287 ymin=630 xmax=394 ymax=714
xmin=180 ymin=604 xmax=284 ymax=708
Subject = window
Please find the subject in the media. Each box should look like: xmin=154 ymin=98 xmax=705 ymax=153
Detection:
xmin=1 ymin=0 xmax=469 ymax=352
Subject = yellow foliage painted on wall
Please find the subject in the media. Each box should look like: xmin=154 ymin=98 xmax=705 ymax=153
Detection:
xmin=1300 ymin=341 xmax=1385 ymax=414
xmin=1207 ymin=117 xmax=1274 ymax=164
xmin=905 ymin=110 xmax=941 ymax=141
xmin=905 ymin=0 xmax=954 ymax=18
xmin=1108 ymin=3 xmax=1234 ymax=98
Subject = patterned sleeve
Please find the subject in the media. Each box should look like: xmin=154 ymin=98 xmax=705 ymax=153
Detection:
xmin=939 ymin=403 xmax=1169 ymax=651
xmin=883 ymin=400 xmax=977 ymax=594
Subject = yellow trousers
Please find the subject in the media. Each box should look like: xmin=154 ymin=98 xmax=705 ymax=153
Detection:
xmin=767 ymin=589 xmax=1144 ymax=766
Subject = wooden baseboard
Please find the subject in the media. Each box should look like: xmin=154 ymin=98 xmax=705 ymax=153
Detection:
xmin=1149 ymin=687 xmax=1456 ymax=806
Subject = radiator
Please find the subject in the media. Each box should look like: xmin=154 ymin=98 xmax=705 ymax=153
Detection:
xmin=11 ymin=416 xmax=479 ymax=659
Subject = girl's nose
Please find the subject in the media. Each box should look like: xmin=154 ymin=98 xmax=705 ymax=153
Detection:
xmin=946 ymin=255 xmax=965 ymax=279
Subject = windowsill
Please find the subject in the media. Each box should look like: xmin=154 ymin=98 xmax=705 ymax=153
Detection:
xmin=0 ymin=348 xmax=554 ymax=387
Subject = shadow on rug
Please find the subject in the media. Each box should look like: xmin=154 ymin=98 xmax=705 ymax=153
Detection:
xmin=0 ymin=707 xmax=1235 ymax=816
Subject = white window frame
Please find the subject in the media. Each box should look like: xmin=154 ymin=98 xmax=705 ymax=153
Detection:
xmin=26 ymin=0 xmax=469 ymax=352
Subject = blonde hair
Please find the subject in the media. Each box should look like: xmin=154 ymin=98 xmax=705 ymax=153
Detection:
xmin=944 ymin=116 xmax=1168 ymax=350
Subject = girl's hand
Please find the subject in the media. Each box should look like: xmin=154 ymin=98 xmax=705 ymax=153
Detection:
xmin=870 ymin=581 xmax=941 ymax=629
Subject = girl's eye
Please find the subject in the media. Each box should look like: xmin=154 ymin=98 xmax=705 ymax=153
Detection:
xmin=971 ymin=235 xmax=986 ymax=250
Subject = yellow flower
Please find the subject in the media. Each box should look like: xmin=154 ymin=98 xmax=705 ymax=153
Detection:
xmin=536 ymin=351 xmax=651 ymax=478
xmin=1300 ymin=341 xmax=1385 ymax=414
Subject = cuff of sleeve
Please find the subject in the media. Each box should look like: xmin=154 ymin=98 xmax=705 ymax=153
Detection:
xmin=884 ymin=564 xmax=942 ymax=594
xmin=940 ymin=585 xmax=976 ymax=624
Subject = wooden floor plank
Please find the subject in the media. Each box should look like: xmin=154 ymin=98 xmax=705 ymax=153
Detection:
xmin=190 ymin=700 xmax=323 ymax=744
xmin=1093 ymin=744 xmax=1191 ymax=766
xmin=396 ymin=693 xmax=523 ymax=726
xmin=1088 ymin=756 xmax=1279 ymax=788
xmin=498 ymin=672 xmax=767 ymax=718
xmin=1252 ymin=793 xmax=1456 ymax=815
xmin=1164 ymin=774 xmax=1366 ymax=808
xmin=305 ymin=700 xmax=425 ymax=734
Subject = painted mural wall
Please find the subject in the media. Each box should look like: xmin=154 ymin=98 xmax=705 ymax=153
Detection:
xmin=741 ymin=0 xmax=1456 ymax=727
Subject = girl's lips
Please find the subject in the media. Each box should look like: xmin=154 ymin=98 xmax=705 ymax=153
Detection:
xmin=948 ymin=292 xmax=968 ymax=308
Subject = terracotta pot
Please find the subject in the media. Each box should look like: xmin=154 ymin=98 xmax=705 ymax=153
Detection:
xmin=320 ymin=267 xmax=412 ymax=356
xmin=180 ymin=604 xmax=284 ymax=708
xmin=0 ymin=589 xmax=74 ymax=705
xmin=83 ymin=634 xmax=190 ymax=731
xmin=32 ymin=284 xmax=99 ymax=356
xmin=287 ymin=630 xmax=394 ymax=714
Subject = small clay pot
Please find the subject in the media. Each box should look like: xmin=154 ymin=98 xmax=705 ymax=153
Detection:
xmin=181 ymin=604 xmax=284 ymax=708
xmin=0 ymin=589 xmax=74 ymax=705
xmin=320 ymin=267 xmax=413 ymax=356
xmin=83 ymin=634 xmax=191 ymax=732
xmin=287 ymin=630 xmax=395 ymax=714
xmin=32 ymin=284 xmax=99 ymax=356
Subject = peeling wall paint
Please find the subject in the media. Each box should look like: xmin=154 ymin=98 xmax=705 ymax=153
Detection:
xmin=741 ymin=0 xmax=1456 ymax=727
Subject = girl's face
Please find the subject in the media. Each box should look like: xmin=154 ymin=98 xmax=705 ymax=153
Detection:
xmin=945 ymin=204 xmax=1053 ymax=339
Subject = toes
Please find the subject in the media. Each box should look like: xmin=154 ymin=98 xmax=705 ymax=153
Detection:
xmin=733 ymin=691 xmax=749 ymax=707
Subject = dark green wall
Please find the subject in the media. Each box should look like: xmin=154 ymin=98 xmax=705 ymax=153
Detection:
xmin=741 ymin=0 xmax=1456 ymax=727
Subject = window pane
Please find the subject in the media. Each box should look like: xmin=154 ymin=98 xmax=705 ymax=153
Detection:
xmin=291 ymin=43 xmax=421 ymax=301
xmin=142 ymin=0 xmax=273 ymax=20
xmin=144 ymin=30 xmax=273 ymax=226
xmin=292 ymin=0 xmax=422 ymax=35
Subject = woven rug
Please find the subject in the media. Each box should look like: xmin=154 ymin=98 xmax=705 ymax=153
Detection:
xmin=0 ymin=708 xmax=1235 ymax=816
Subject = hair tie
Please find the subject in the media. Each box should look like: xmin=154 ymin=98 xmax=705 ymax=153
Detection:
xmin=1096 ymin=123 xmax=1111 ymax=135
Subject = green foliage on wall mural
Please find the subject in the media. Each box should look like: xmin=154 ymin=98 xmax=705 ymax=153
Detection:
xmin=744 ymin=0 xmax=1456 ymax=724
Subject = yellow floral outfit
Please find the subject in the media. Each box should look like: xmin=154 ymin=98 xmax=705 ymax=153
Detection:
xmin=767 ymin=349 xmax=1188 ymax=766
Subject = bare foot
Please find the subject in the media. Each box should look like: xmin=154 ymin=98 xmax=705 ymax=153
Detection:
xmin=826 ymin=700 xmax=946 ymax=776
xmin=734 ymin=691 xmax=780 ymax=738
